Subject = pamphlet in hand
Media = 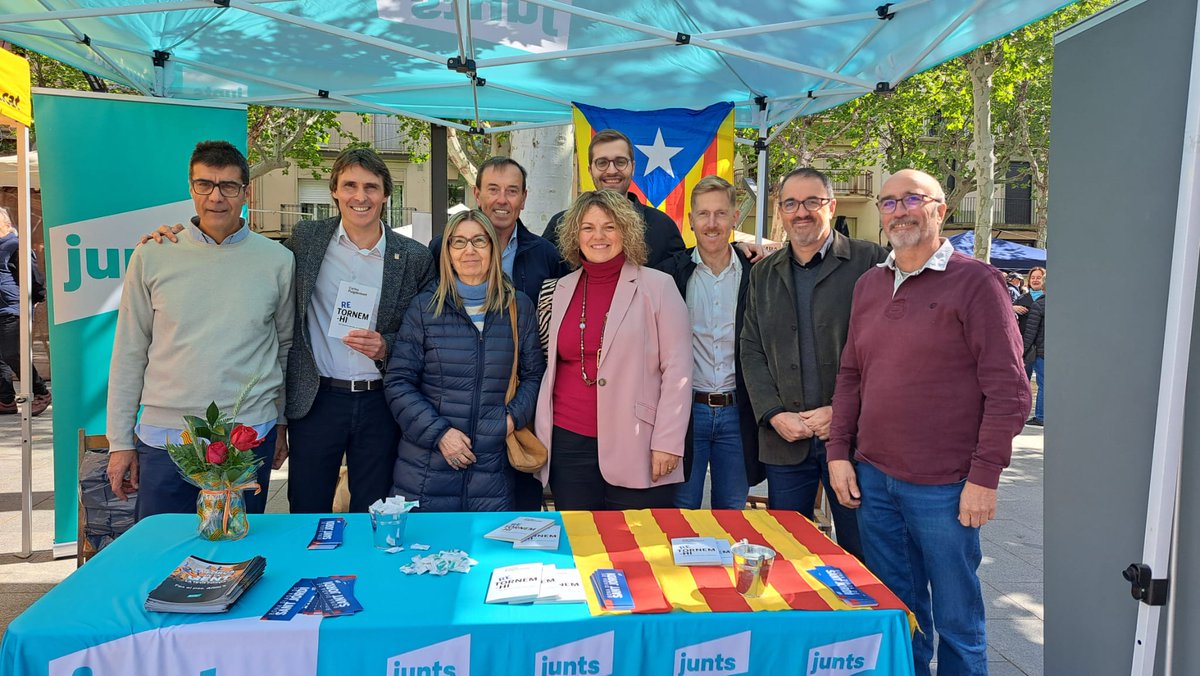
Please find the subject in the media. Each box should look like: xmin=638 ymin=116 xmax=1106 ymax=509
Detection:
xmin=483 ymin=516 xmax=557 ymax=543
xmin=513 ymin=524 xmax=561 ymax=551
xmin=485 ymin=562 xmax=545 ymax=604
xmin=145 ymin=555 xmax=266 ymax=614
xmin=671 ymin=537 xmax=734 ymax=566
xmin=589 ymin=568 xmax=635 ymax=611
xmin=327 ymin=281 xmax=379 ymax=339
xmin=808 ymin=566 xmax=879 ymax=607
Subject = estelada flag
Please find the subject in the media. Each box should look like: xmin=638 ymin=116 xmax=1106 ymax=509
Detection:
xmin=572 ymin=102 xmax=735 ymax=248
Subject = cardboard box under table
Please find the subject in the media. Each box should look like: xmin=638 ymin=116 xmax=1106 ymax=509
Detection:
xmin=0 ymin=511 xmax=915 ymax=675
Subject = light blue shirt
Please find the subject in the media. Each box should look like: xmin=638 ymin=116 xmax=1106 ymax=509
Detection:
xmin=500 ymin=229 xmax=519 ymax=280
xmin=686 ymin=246 xmax=741 ymax=392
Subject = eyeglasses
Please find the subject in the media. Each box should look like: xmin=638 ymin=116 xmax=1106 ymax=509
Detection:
xmin=591 ymin=157 xmax=631 ymax=171
xmin=878 ymin=193 xmax=943 ymax=214
xmin=448 ymin=235 xmax=491 ymax=250
xmin=191 ymin=179 xmax=245 ymax=198
xmin=780 ymin=196 xmax=832 ymax=214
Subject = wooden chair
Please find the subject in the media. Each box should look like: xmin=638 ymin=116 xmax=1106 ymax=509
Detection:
xmin=76 ymin=429 xmax=109 ymax=567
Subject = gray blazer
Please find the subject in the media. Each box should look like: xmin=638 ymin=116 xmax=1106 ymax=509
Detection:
xmin=283 ymin=216 xmax=435 ymax=420
xmin=739 ymin=230 xmax=888 ymax=465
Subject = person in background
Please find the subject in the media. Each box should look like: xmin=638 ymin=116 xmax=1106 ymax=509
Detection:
xmin=1014 ymin=266 xmax=1046 ymax=378
xmin=655 ymin=176 xmax=763 ymax=509
xmin=0 ymin=206 xmax=51 ymax=416
xmin=1022 ymin=277 xmax=1046 ymax=427
xmin=1005 ymin=271 xmax=1024 ymax=303
xmin=384 ymin=210 xmax=544 ymax=511
xmin=535 ymin=190 xmax=691 ymax=510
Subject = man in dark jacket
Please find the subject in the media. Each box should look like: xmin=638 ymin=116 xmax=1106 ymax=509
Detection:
xmin=282 ymin=149 xmax=435 ymax=513
xmin=655 ymin=176 xmax=764 ymax=509
xmin=740 ymin=168 xmax=888 ymax=560
xmin=430 ymin=156 xmax=563 ymax=511
xmin=0 ymin=206 xmax=51 ymax=416
xmin=541 ymin=129 xmax=686 ymax=267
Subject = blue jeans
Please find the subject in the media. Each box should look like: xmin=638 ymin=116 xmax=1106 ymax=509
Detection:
xmin=287 ymin=386 xmax=398 ymax=513
xmin=763 ymin=439 xmax=863 ymax=560
xmin=1032 ymin=356 xmax=1045 ymax=420
xmin=856 ymin=461 xmax=986 ymax=676
xmin=675 ymin=402 xmax=750 ymax=510
xmin=135 ymin=428 xmax=275 ymax=521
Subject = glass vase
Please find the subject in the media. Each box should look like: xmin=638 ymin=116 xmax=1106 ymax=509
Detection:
xmin=197 ymin=484 xmax=250 ymax=541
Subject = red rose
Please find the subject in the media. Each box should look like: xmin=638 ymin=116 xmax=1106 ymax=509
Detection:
xmin=229 ymin=425 xmax=263 ymax=451
xmin=206 ymin=441 xmax=229 ymax=465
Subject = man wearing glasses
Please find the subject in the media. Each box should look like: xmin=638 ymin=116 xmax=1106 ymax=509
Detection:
xmin=740 ymin=167 xmax=886 ymax=559
xmin=106 ymin=140 xmax=295 ymax=519
xmin=541 ymin=129 xmax=686 ymax=267
xmin=826 ymin=169 xmax=1029 ymax=676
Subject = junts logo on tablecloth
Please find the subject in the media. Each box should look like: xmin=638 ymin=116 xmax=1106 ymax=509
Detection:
xmin=805 ymin=633 xmax=882 ymax=676
xmin=387 ymin=635 xmax=471 ymax=676
xmin=534 ymin=631 xmax=613 ymax=676
xmin=673 ymin=631 xmax=750 ymax=675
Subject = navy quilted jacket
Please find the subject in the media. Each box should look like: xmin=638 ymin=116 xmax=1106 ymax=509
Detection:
xmin=384 ymin=288 xmax=544 ymax=511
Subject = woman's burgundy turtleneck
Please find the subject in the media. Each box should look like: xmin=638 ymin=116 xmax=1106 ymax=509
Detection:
xmin=553 ymin=252 xmax=626 ymax=437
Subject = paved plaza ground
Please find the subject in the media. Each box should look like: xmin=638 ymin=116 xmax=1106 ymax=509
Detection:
xmin=0 ymin=406 xmax=1045 ymax=674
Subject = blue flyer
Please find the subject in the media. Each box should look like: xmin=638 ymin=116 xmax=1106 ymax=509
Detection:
xmin=308 ymin=517 xmax=346 ymax=550
xmin=808 ymin=566 xmax=879 ymax=607
xmin=262 ymin=579 xmax=317 ymax=621
xmin=589 ymin=569 xmax=634 ymax=610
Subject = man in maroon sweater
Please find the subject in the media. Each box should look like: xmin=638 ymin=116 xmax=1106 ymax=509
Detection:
xmin=826 ymin=169 xmax=1030 ymax=676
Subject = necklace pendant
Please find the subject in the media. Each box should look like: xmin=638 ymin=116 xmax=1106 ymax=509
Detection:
xmin=579 ymin=322 xmax=586 ymax=330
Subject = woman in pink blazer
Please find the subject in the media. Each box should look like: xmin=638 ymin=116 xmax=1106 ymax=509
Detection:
xmin=535 ymin=190 xmax=692 ymax=510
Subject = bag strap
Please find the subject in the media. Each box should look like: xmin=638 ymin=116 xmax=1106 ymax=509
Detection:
xmin=505 ymin=297 xmax=519 ymax=404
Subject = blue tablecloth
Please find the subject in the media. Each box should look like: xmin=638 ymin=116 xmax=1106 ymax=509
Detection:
xmin=1 ymin=513 xmax=913 ymax=675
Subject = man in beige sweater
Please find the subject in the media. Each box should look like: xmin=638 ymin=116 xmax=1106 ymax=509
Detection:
xmin=105 ymin=140 xmax=295 ymax=519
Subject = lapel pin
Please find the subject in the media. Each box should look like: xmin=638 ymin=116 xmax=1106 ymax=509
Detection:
xmin=394 ymin=253 xmax=399 ymax=259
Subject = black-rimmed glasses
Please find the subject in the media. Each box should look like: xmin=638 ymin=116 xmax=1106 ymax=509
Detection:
xmin=191 ymin=179 xmax=245 ymax=198
xmin=591 ymin=157 xmax=631 ymax=171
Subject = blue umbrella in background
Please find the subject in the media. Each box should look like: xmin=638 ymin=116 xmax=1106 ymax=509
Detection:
xmin=948 ymin=231 xmax=1047 ymax=271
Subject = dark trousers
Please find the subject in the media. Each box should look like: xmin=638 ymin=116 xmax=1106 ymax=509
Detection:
xmin=548 ymin=426 xmax=676 ymax=510
xmin=512 ymin=472 xmax=546 ymax=511
xmin=764 ymin=439 xmax=864 ymax=561
xmin=135 ymin=428 xmax=275 ymax=520
xmin=0 ymin=313 xmax=48 ymax=402
xmin=287 ymin=385 xmax=398 ymax=513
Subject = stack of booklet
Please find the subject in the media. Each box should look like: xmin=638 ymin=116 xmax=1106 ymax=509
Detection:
xmin=589 ymin=568 xmax=634 ymax=611
xmin=145 ymin=555 xmax=266 ymax=614
xmin=485 ymin=563 xmax=586 ymax=605
xmin=262 ymin=575 xmax=364 ymax=620
xmin=670 ymin=537 xmax=734 ymax=567
xmin=483 ymin=516 xmax=560 ymax=551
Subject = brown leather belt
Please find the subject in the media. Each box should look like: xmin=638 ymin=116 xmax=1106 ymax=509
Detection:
xmin=320 ymin=377 xmax=383 ymax=393
xmin=694 ymin=391 xmax=735 ymax=407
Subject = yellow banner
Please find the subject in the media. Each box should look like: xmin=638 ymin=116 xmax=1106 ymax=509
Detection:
xmin=0 ymin=48 xmax=33 ymax=127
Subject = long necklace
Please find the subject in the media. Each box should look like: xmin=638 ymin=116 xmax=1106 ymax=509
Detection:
xmin=579 ymin=271 xmax=608 ymax=386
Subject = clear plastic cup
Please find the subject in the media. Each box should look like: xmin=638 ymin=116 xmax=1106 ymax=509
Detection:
xmin=370 ymin=511 xmax=408 ymax=550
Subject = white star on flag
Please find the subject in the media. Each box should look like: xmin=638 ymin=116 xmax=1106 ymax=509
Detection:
xmin=636 ymin=129 xmax=684 ymax=178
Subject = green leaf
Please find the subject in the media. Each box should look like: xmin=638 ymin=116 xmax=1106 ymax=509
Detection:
xmin=183 ymin=416 xmax=208 ymax=434
xmin=206 ymin=402 xmax=220 ymax=426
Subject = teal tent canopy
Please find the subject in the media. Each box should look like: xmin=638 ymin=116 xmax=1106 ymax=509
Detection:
xmin=949 ymin=231 xmax=1047 ymax=271
xmin=0 ymin=1 xmax=1069 ymax=130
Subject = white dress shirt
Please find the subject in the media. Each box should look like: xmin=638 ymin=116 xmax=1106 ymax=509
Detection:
xmin=308 ymin=222 xmax=386 ymax=380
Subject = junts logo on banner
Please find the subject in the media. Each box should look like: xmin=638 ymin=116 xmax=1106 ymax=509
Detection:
xmin=534 ymin=631 xmax=613 ymax=676
xmin=376 ymin=0 xmax=571 ymax=53
xmin=673 ymin=631 xmax=751 ymax=675
xmin=805 ymin=633 xmax=882 ymax=676
xmin=387 ymin=634 xmax=470 ymax=676
xmin=47 ymin=200 xmax=196 ymax=324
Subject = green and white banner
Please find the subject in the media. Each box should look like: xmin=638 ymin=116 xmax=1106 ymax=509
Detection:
xmin=33 ymin=91 xmax=246 ymax=546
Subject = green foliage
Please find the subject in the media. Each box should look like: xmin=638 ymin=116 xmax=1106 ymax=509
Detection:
xmin=246 ymin=106 xmax=370 ymax=180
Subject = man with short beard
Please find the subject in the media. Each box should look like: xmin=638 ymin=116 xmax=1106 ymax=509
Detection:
xmin=739 ymin=167 xmax=886 ymax=559
xmin=826 ymin=169 xmax=1029 ymax=676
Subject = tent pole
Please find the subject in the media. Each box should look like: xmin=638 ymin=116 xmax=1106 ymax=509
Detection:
xmin=754 ymin=99 xmax=769 ymax=246
xmin=16 ymin=123 xmax=34 ymax=559
xmin=1129 ymin=1 xmax=1200 ymax=673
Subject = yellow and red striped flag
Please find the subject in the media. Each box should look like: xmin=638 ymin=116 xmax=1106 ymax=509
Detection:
xmin=562 ymin=509 xmax=914 ymax=630
xmin=572 ymin=102 xmax=736 ymax=248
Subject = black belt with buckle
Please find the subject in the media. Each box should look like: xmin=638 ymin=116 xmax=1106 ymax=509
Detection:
xmin=320 ymin=377 xmax=383 ymax=393
xmin=694 ymin=391 xmax=735 ymax=407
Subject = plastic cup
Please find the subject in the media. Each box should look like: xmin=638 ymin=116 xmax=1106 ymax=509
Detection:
xmin=731 ymin=543 xmax=776 ymax=598
xmin=369 ymin=511 xmax=408 ymax=550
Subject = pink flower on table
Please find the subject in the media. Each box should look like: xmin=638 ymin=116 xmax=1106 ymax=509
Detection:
xmin=206 ymin=441 xmax=229 ymax=465
xmin=229 ymin=425 xmax=263 ymax=451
